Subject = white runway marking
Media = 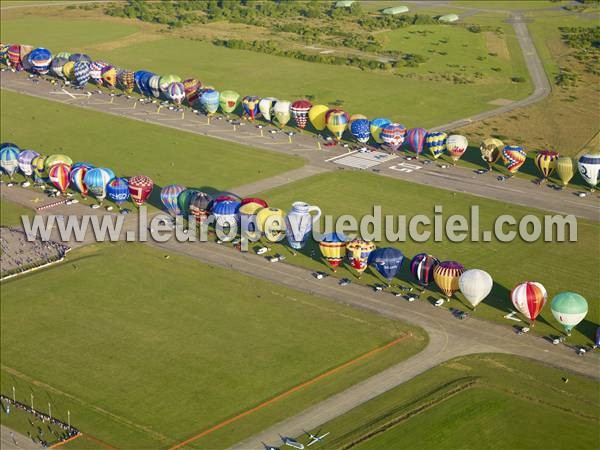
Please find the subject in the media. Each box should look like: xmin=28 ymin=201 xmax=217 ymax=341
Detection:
xmin=329 ymin=151 xmax=398 ymax=169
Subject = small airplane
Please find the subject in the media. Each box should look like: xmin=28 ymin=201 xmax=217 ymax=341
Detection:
xmin=262 ymin=443 xmax=280 ymax=450
xmin=305 ymin=430 xmax=330 ymax=447
xmin=503 ymin=310 xmax=522 ymax=322
xmin=280 ymin=435 xmax=304 ymax=449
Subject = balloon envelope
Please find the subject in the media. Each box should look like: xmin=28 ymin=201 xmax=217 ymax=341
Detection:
xmin=550 ymin=292 xmax=588 ymax=334
xmin=502 ymin=145 xmax=526 ymax=174
xmin=350 ymin=119 xmax=371 ymax=144
xmin=380 ymin=123 xmax=407 ymax=152
xmin=446 ymin=135 xmax=468 ymax=162
xmin=325 ymin=109 xmax=349 ymax=141
xmin=48 ymin=163 xmax=71 ymax=193
xmin=308 ymin=104 xmax=328 ymax=131
xmin=17 ymin=150 xmax=40 ymax=177
xmin=480 ymin=137 xmax=503 ymax=168
xmin=69 ymin=165 xmax=90 ymax=196
xmin=345 ymin=239 xmax=376 ymax=276
xmin=27 ymin=47 xmax=52 ymax=74
xmin=107 ymin=177 xmax=130 ymax=206
xmin=410 ymin=253 xmax=439 ymax=286
xmin=370 ymin=247 xmax=404 ymax=282
xmin=577 ymin=153 xmax=600 ymax=190
xmin=200 ymin=89 xmax=220 ymax=115
xmin=459 ymin=269 xmax=493 ymax=308
xmin=370 ymin=118 xmax=391 ymax=144
xmin=0 ymin=144 xmax=20 ymax=178
xmin=259 ymin=97 xmax=278 ymax=122
xmin=406 ymin=128 xmax=427 ymax=155
xmin=84 ymin=167 xmax=113 ymax=201
xmin=273 ymin=100 xmax=291 ymax=128
xmin=242 ymin=96 xmax=261 ymax=120
xmin=433 ymin=261 xmax=465 ymax=297
xmin=160 ymin=184 xmax=186 ymax=216
xmin=556 ymin=156 xmax=574 ymax=187
xmin=290 ymin=100 xmax=312 ymax=129
xmin=219 ymin=90 xmax=240 ymax=114
xmin=535 ymin=150 xmax=559 ymax=180
xmin=511 ymin=281 xmax=547 ymax=322
xmin=319 ymin=232 xmax=347 ymax=270
xmin=128 ymin=175 xmax=153 ymax=207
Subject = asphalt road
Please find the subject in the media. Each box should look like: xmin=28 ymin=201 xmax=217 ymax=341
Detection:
xmin=0 ymin=426 xmax=42 ymax=450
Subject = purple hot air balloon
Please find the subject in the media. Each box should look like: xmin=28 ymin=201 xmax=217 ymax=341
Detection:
xmin=406 ymin=128 xmax=427 ymax=158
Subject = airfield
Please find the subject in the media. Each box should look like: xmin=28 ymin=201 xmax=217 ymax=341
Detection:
xmin=1 ymin=1 xmax=599 ymax=450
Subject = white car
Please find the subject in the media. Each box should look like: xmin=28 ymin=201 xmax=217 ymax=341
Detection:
xmin=21 ymin=181 xmax=31 ymax=188
xmin=91 ymin=204 xmax=100 ymax=209
xmin=106 ymin=206 xmax=114 ymax=211
xmin=256 ymin=247 xmax=269 ymax=255
xmin=269 ymin=256 xmax=280 ymax=263
xmin=70 ymin=199 xmax=79 ymax=204
xmin=434 ymin=299 xmax=445 ymax=307
xmin=578 ymin=192 xmax=587 ymax=198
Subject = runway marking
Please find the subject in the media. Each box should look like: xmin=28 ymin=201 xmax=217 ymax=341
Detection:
xmin=324 ymin=150 xmax=358 ymax=162
xmin=332 ymin=151 xmax=398 ymax=169
xmin=169 ymin=333 xmax=412 ymax=450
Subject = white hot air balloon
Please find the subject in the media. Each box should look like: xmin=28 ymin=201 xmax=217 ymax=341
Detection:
xmin=258 ymin=97 xmax=278 ymax=122
xmin=577 ymin=153 xmax=600 ymax=192
xmin=459 ymin=269 xmax=493 ymax=309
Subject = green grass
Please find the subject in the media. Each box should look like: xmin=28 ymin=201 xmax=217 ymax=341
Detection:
xmin=0 ymin=89 xmax=303 ymax=196
xmin=0 ymin=198 xmax=33 ymax=227
xmin=450 ymin=1 xmax=569 ymax=10
xmin=0 ymin=242 xmax=426 ymax=449
xmin=303 ymin=353 xmax=599 ymax=449
xmin=255 ymin=171 xmax=599 ymax=345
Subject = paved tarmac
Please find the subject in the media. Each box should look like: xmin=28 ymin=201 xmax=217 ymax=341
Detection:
xmin=0 ymin=426 xmax=42 ymax=450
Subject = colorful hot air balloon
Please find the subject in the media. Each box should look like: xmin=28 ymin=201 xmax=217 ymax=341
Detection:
xmin=459 ymin=269 xmax=493 ymax=309
xmin=307 ymin=104 xmax=328 ymax=131
xmin=89 ymin=60 xmax=109 ymax=85
xmin=290 ymin=100 xmax=312 ymax=129
xmin=256 ymin=207 xmax=286 ymax=241
xmin=480 ymin=137 xmax=504 ymax=170
xmin=578 ymin=153 xmax=600 ymax=191
xmin=31 ymin=155 xmax=48 ymax=184
xmin=69 ymin=53 xmax=91 ymax=63
xmin=370 ymin=247 xmax=404 ymax=283
xmin=273 ymin=100 xmax=291 ymax=128
xmin=406 ymin=128 xmax=427 ymax=157
xmin=54 ymin=51 xmax=71 ymax=60
xmin=326 ymin=109 xmax=349 ymax=141
xmin=69 ymin=165 xmax=91 ymax=196
xmin=17 ymin=150 xmax=39 ymax=177
xmin=62 ymin=61 xmax=75 ymax=80
xmin=410 ymin=253 xmax=439 ymax=286
xmin=117 ymin=69 xmax=135 ymax=94
xmin=159 ymin=74 xmax=181 ymax=92
xmin=45 ymin=154 xmax=73 ymax=169
xmin=284 ymin=201 xmax=320 ymax=251
xmin=183 ymin=78 xmax=201 ymax=106
xmin=73 ymin=60 xmax=91 ymax=86
xmin=107 ymin=177 xmax=130 ymax=206
xmin=370 ymin=118 xmax=391 ymax=144
xmin=502 ymin=145 xmax=526 ymax=174
xmin=433 ymin=261 xmax=465 ymax=298
xmin=27 ymin=48 xmax=52 ymax=75
xmin=551 ymin=292 xmax=588 ymax=335
xmin=0 ymin=144 xmax=20 ymax=179
xmin=176 ymin=189 xmax=198 ymax=216
xmin=188 ymin=191 xmax=212 ymax=224
xmin=101 ymin=65 xmax=117 ymax=88
xmin=556 ymin=156 xmax=575 ymax=188
xmin=48 ymin=163 xmax=71 ymax=194
xmin=534 ymin=150 xmax=559 ymax=182
xmin=128 ymin=175 xmax=153 ymax=207
xmin=50 ymin=56 xmax=69 ymax=79
xmin=219 ymin=90 xmax=240 ymax=114
xmin=242 ymin=96 xmax=261 ymax=121
xmin=239 ymin=198 xmax=266 ymax=238
xmin=348 ymin=114 xmax=367 ymax=128
xmin=133 ymin=71 xmax=151 ymax=96
xmin=511 ymin=281 xmax=547 ymax=324
xmin=142 ymin=73 xmax=158 ymax=97
xmin=212 ymin=200 xmax=241 ymax=228
xmin=259 ymin=97 xmax=278 ymax=122
xmin=380 ymin=123 xmax=407 ymax=152
xmin=160 ymin=184 xmax=186 ymax=217
xmin=350 ymin=118 xmax=371 ymax=144
xmin=84 ymin=167 xmax=113 ymax=202
xmin=346 ymin=239 xmax=376 ymax=277
xmin=7 ymin=44 xmax=22 ymax=70
xmin=319 ymin=232 xmax=347 ymax=271
xmin=200 ymin=89 xmax=220 ymax=115
xmin=167 ymin=82 xmax=185 ymax=106
xmin=446 ymin=135 xmax=468 ymax=163
xmin=425 ymin=131 xmax=447 ymax=159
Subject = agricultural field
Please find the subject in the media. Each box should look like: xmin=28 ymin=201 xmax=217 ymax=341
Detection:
xmin=0 ymin=198 xmax=33 ymax=227
xmin=303 ymin=353 xmax=600 ymax=449
xmin=256 ymin=171 xmax=599 ymax=345
xmin=0 ymin=242 xmax=426 ymax=449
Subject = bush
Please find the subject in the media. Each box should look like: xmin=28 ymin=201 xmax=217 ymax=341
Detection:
xmin=511 ymin=76 xmax=526 ymax=83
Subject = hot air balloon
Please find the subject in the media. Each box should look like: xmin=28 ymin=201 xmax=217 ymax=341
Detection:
xmin=319 ymin=232 xmax=347 ymax=271
xmin=32 ymin=155 xmax=48 ymax=185
xmin=308 ymin=104 xmax=329 ymax=131
xmin=160 ymin=184 xmax=186 ymax=217
xmin=50 ymin=56 xmax=69 ymax=79
xmin=101 ymin=65 xmax=117 ymax=88
xmin=459 ymin=269 xmax=493 ymax=309
xmin=17 ymin=150 xmax=39 ymax=178
xmin=380 ymin=123 xmax=407 ymax=152
xmin=433 ymin=261 xmax=465 ymax=299
xmin=425 ymin=131 xmax=447 ymax=159
xmin=257 ymin=207 xmax=286 ymax=242
xmin=510 ymin=281 xmax=547 ymax=325
xmin=259 ymin=97 xmax=278 ymax=122
xmin=7 ymin=44 xmax=22 ymax=70
xmin=578 ymin=153 xmax=600 ymax=191
xmin=346 ymin=239 xmax=375 ymax=277
xmin=369 ymin=118 xmax=391 ymax=144
xmin=167 ymin=82 xmax=185 ymax=106
xmin=117 ymin=69 xmax=135 ymax=94
xmin=48 ymin=163 xmax=71 ymax=194
xmin=183 ymin=78 xmax=201 ymax=105
xmin=219 ymin=90 xmax=240 ymax=114
xmin=159 ymin=74 xmax=181 ymax=93
xmin=273 ymin=100 xmax=291 ymax=128
xmin=186 ymin=191 xmax=211 ymax=224
xmin=176 ymin=189 xmax=198 ymax=216
xmin=350 ymin=118 xmax=371 ymax=144
xmin=290 ymin=100 xmax=312 ymax=129
xmin=0 ymin=43 xmax=9 ymax=65
xmin=27 ymin=48 xmax=52 ymax=75
xmin=349 ymin=114 xmax=367 ymax=128
xmin=502 ymin=145 xmax=526 ymax=174
xmin=446 ymin=135 xmax=468 ymax=164
xmin=199 ymin=89 xmax=220 ymax=115
xmin=128 ymin=175 xmax=153 ymax=207
xmin=534 ymin=150 xmax=559 ymax=183
xmin=70 ymin=165 xmax=91 ymax=196
xmin=73 ymin=60 xmax=91 ymax=86
xmin=212 ymin=200 xmax=241 ymax=228
xmin=54 ymin=51 xmax=71 ymax=60
xmin=480 ymin=137 xmax=503 ymax=170
xmin=406 ymin=128 xmax=427 ymax=157
xmin=284 ymin=201 xmax=320 ymax=251
xmin=370 ymin=247 xmax=404 ymax=283
xmin=240 ymin=198 xmax=267 ymax=238
xmin=551 ymin=292 xmax=588 ymax=335
xmin=133 ymin=71 xmax=151 ymax=96
xmin=242 ymin=96 xmax=261 ymax=121
xmin=84 ymin=167 xmax=114 ymax=202
xmin=326 ymin=109 xmax=349 ymax=141
xmin=62 ymin=61 xmax=75 ymax=80
xmin=107 ymin=177 xmax=130 ymax=207
xmin=556 ymin=156 xmax=574 ymax=189
xmin=89 ymin=60 xmax=109 ymax=85
xmin=69 ymin=53 xmax=91 ymax=63
xmin=45 ymin=154 xmax=73 ymax=169
xmin=410 ymin=253 xmax=439 ymax=286
xmin=0 ymin=144 xmax=20 ymax=179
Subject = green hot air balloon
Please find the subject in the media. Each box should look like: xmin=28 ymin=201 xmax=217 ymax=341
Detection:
xmin=219 ymin=90 xmax=240 ymax=114
xmin=158 ymin=74 xmax=181 ymax=92
xmin=550 ymin=292 xmax=588 ymax=335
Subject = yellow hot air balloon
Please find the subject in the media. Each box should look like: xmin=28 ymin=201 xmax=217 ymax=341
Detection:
xmin=308 ymin=104 xmax=328 ymax=131
xmin=556 ymin=156 xmax=574 ymax=188
xmin=433 ymin=261 xmax=465 ymax=299
xmin=319 ymin=232 xmax=347 ymax=271
xmin=480 ymin=137 xmax=504 ymax=171
xmin=535 ymin=150 xmax=559 ymax=182
xmin=101 ymin=66 xmax=117 ymax=88
xmin=256 ymin=207 xmax=286 ymax=242
xmin=45 ymin=154 xmax=73 ymax=169
xmin=346 ymin=239 xmax=375 ymax=277
xmin=325 ymin=109 xmax=349 ymax=141
xmin=62 ymin=61 xmax=75 ymax=80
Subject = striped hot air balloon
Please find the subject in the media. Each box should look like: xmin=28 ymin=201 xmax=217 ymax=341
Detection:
xmin=242 ymin=96 xmax=261 ymax=121
xmin=70 ymin=164 xmax=92 ymax=196
xmin=17 ymin=149 xmax=40 ymax=177
xmin=48 ymin=163 xmax=71 ymax=194
xmin=426 ymin=131 xmax=447 ymax=159
xmin=189 ymin=191 xmax=213 ymax=224
xmin=128 ymin=175 xmax=153 ymax=207
xmin=84 ymin=167 xmax=114 ymax=202
xmin=433 ymin=261 xmax=465 ymax=298
xmin=27 ymin=48 xmax=52 ymax=75
xmin=0 ymin=144 xmax=20 ymax=179
xmin=167 ymin=82 xmax=185 ymax=106
xmin=160 ymin=184 xmax=186 ymax=216
xmin=406 ymin=128 xmax=427 ymax=157
xmin=535 ymin=150 xmax=559 ymax=182
xmin=345 ymin=239 xmax=376 ymax=277
xmin=511 ymin=281 xmax=547 ymax=324
xmin=502 ymin=145 xmax=526 ymax=174
xmin=326 ymin=109 xmax=350 ymax=141
xmin=7 ymin=44 xmax=22 ymax=70
xmin=410 ymin=253 xmax=439 ymax=286
xmin=117 ymin=69 xmax=135 ymax=94
xmin=183 ymin=78 xmax=201 ymax=105
xmin=291 ymin=100 xmax=312 ymax=129
xmin=370 ymin=118 xmax=391 ymax=144
xmin=380 ymin=123 xmax=407 ymax=152
xmin=319 ymin=232 xmax=347 ymax=271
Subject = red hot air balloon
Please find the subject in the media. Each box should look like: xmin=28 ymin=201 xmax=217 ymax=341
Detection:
xmin=291 ymin=100 xmax=313 ymax=129
xmin=510 ymin=281 xmax=547 ymax=325
xmin=48 ymin=163 xmax=71 ymax=194
xmin=183 ymin=78 xmax=201 ymax=106
xmin=128 ymin=175 xmax=154 ymax=207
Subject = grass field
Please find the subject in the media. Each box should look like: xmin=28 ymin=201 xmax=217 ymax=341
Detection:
xmin=254 ymin=171 xmax=599 ymax=345
xmin=0 ymin=242 xmax=426 ymax=449
xmin=0 ymin=198 xmax=33 ymax=227
xmin=301 ymin=353 xmax=599 ymax=449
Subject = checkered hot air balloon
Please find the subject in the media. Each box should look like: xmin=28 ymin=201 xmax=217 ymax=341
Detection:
xmin=48 ymin=163 xmax=71 ymax=194
xmin=446 ymin=135 xmax=468 ymax=163
xmin=73 ymin=60 xmax=91 ymax=86
xmin=502 ymin=145 xmax=527 ymax=174
xmin=128 ymin=175 xmax=153 ymax=207
xmin=319 ymin=232 xmax=347 ymax=271
xmin=346 ymin=239 xmax=376 ymax=277
xmin=433 ymin=261 xmax=465 ymax=298
xmin=406 ymin=128 xmax=427 ymax=157
xmin=511 ymin=281 xmax=547 ymax=325
xmin=27 ymin=48 xmax=52 ymax=75
xmin=117 ymin=69 xmax=135 ymax=94
xmin=90 ymin=60 xmax=109 ymax=85
xmin=242 ymin=96 xmax=261 ymax=121
xmin=410 ymin=253 xmax=439 ymax=286
xmin=425 ymin=131 xmax=447 ymax=159
xmin=380 ymin=123 xmax=406 ymax=152
xmin=535 ymin=150 xmax=559 ymax=182
xmin=350 ymin=118 xmax=371 ymax=144
xmin=291 ymin=100 xmax=313 ymax=129
xmin=160 ymin=184 xmax=186 ymax=217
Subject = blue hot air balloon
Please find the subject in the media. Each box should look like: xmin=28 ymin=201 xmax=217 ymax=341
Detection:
xmin=406 ymin=127 xmax=427 ymax=157
xmin=0 ymin=144 xmax=20 ymax=179
xmin=370 ymin=247 xmax=404 ymax=283
xmin=160 ymin=184 xmax=186 ymax=217
xmin=425 ymin=131 xmax=448 ymax=159
xmin=370 ymin=118 xmax=391 ymax=144
xmin=212 ymin=200 xmax=241 ymax=228
xmin=84 ymin=167 xmax=114 ymax=202
xmin=107 ymin=177 xmax=130 ymax=206
xmin=350 ymin=118 xmax=371 ymax=144
xmin=199 ymin=89 xmax=220 ymax=115
xmin=17 ymin=149 xmax=40 ymax=177
xmin=73 ymin=60 xmax=91 ymax=86
xmin=69 ymin=165 xmax=92 ymax=196
xmin=134 ymin=70 xmax=150 ymax=95
xmin=27 ymin=48 xmax=52 ymax=75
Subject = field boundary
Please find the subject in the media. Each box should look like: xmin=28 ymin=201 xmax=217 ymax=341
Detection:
xmin=170 ymin=333 xmax=412 ymax=450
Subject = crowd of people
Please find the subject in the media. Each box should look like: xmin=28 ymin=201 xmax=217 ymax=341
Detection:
xmin=0 ymin=395 xmax=79 ymax=447
xmin=0 ymin=227 xmax=70 ymax=279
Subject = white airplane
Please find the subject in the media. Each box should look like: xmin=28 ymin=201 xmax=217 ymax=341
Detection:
xmin=279 ymin=435 xmax=304 ymax=449
xmin=503 ymin=310 xmax=522 ymax=322
xmin=306 ymin=430 xmax=330 ymax=447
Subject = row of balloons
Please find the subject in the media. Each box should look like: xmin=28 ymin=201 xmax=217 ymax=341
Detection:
xmin=2 ymin=43 xmax=599 ymax=189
